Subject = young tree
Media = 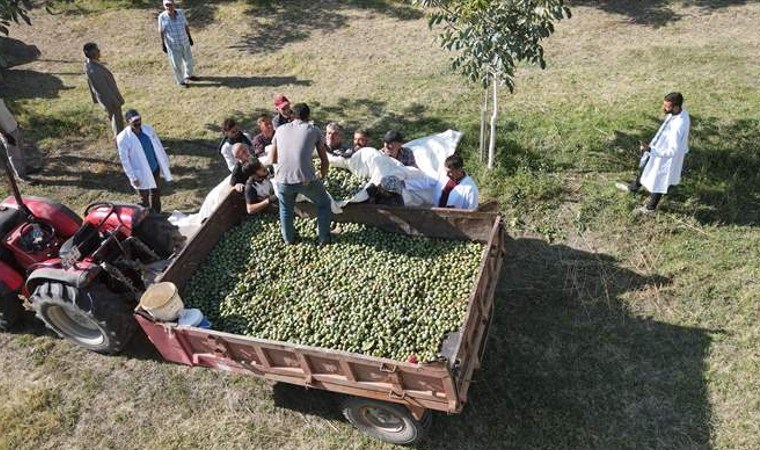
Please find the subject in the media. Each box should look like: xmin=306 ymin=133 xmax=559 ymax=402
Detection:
xmin=410 ymin=0 xmax=571 ymax=169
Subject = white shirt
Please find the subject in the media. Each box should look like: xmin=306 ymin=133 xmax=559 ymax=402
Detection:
xmin=0 ymin=99 xmax=18 ymax=134
xmin=641 ymin=109 xmax=690 ymax=194
xmin=116 ymin=124 xmax=173 ymax=190
xmin=434 ymin=173 xmax=479 ymax=209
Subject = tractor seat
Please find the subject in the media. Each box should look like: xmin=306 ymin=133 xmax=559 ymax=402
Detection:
xmin=59 ymin=222 xmax=101 ymax=265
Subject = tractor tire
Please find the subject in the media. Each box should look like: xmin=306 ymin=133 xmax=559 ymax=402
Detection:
xmin=32 ymin=281 xmax=136 ymax=354
xmin=133 ymin=213 xmax=182 ymax=259
xmin=341 ymin=397 xmax=432 ymax=445
xmin=0 ymin=292 xmax=23 ymax=331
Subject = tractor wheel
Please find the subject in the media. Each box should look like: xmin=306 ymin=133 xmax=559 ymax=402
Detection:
xmin=0 ymin=291 xmax=23 ymax=331
xmin=133 ymin=213 xmax=183 ymax=259
xmin=32 ymin=281 xmax=136 ymax=354
xmin=341 ymin=397 xmax=432 ymax=445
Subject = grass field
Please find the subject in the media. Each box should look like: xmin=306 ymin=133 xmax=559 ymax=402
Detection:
xmin=1 ymin=0 xmax=759 ymax=449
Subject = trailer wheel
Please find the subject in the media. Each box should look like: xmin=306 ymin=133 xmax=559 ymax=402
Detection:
xmin=32 ymin=281 xmax=136 ymax=354
xmin=341 ymin=397 xmax=431 ymax=445
xmin=0 ymin=292 xmax=23 ymax=331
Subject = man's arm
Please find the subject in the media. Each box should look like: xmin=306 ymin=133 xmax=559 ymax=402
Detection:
xmin=316 ymin=141 xmax=329 ymax=179
xmin=246 ymin=197 xmax=273 ymax=214
xmin=269 ymin=140 xmax=278 ymax=164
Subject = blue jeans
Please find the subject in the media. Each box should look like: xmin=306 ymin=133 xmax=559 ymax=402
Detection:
xmin=277 ymin=180 xmax=332 ymax=244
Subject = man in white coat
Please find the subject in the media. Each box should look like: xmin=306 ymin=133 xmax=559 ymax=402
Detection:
xmin=616 ymin=92 xmax=690 ymax=214
xmin=117 ymin=109 xmax=172 ymax=213
xmin=435 ymin=154 xmax=479 ymax=209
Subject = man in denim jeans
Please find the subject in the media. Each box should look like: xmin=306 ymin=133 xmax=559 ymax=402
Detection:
xmin=270 ymin=103 xmax=331 ymax=245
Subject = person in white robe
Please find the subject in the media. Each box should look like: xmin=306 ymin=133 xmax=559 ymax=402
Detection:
xmin=434 ymin=154 xmax=479 ymax=210
xmin=616 ymin=92 xmax=690 ymax=214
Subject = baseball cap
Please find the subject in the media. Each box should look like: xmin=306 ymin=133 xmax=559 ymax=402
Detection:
xmin=383 ymin=130 xmax=404 ymax=143
xmin=273 ymin=93 xmax=290 ymax=109
xmin=124 ymin=109 xmax=141 ymax=123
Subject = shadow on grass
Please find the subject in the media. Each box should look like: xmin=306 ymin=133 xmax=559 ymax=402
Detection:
xmin=610 ymin=115 xmax=760 ymax=225
xmin=188 ymin=75 xmax=311 ymax=89
xmin=0 ymin=69 xmax=70 ymax=100
xmin=268 ymin=237 xmax=713 ymax=449
xmin=315 ymin=97 xmax=456 ymax=143
xmin=573 ymin=0 xmax=747 ymax=27
xmin=232 ymin=0 xmax=422 ymax=54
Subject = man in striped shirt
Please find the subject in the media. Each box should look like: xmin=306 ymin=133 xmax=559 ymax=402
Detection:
xmin=158 ymin=0 xmax=197 ymax=88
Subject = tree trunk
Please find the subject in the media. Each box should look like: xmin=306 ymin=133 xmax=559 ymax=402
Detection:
xmin=479 ymin=80 xmax=488 ymax=162
xmin=487 ymin=77 xmax=498 ymax=170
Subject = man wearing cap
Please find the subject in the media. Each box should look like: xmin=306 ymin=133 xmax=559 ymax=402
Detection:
xmin=117 ymin=109 xmax=173 ymax=213
xmin=83 ymin=42 xmax=124 ymax=139
xmin=272 ymin=94 xmax=293 ymax=129
xmin=219 ymin=118 xmax=252 ymax=171
xmin=435 ymin=154 xmax=479 ymax=210
xmin=381 ymin=130 xmax=417 ymax=168
xmin=252 ymin=114 xmax=274 ymax=157
xmin=270 ymin=103 xmax=332 ymax=245
xmin=0 ymin=98 xmax=39 ymax=184
xmin=240 ymin=158 xmax=277 ymax=215
xmin=158 ymin=0 xmax=196 ymax=88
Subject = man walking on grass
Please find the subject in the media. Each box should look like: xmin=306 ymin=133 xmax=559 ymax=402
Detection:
xmin=616 ymin=92 xmax=690 ymax=214
xmin=159 ymin=0 xmax=197 ymax=88
xmin=270 ymin=103 xmax=332 ymax=245
xmin=0 ymin=98 xmax=40 ymax=185
xmin=83 ymin=42 xmax=125 ymax=139
xmin=117 ymin=109 xmax=173 ymax=213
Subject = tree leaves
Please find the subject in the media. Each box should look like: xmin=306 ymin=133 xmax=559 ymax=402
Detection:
xmin=410 ymin=0 xmax=571 ymax=90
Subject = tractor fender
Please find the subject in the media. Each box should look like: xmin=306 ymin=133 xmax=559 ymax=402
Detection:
xmin=0 ymin=260 xmax=23 ymax=293
xmin=26 ymin=265 xmax=100 ymax=294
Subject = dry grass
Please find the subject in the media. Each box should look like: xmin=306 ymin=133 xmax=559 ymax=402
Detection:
xmin=1 ymin=1 xmax=759 ymax=449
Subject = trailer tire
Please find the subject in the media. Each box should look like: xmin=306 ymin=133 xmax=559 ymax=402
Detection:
xmin=0 ymin=292 xmax=23 ymax=331
xmin=133 ymin=213 xmax=182 ymax=259
xmin=32 ymin=281 xmax=136 ymax=354
xmin=341 ymin=397 xmax=431 ymax=445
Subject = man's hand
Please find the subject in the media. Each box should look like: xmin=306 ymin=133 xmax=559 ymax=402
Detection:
xmin=234 ymin=183 xmax=244 ymax=193
xmin=188 ymin=36 xmax=194 ymax=46
xmin=162 ymin=43 xmax=167 ymax=53
xmin=132 ymin=179 xmax=140 ymax=188
xmin=2 ymin=132 xmax=15 ymax=146
xmin=268 ymin=194 xmax=278 ymax=204
xmin=639 ymin=140 xmax=649 ymax=152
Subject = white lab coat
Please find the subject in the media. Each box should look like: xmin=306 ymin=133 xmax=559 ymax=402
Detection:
xmin=220 ymin=132 xmax=253 ymax=172
xmin=641 ymin=109 xmax=690 ymax=194
xmin=434 ymin=173 xmax=479 ymax=209
xmin=116 ymin=124 xmax=172 ymax=190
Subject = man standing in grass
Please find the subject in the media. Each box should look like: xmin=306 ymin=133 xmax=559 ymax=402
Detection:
xmin=616 ymin=92 xmax=690 ymax=214
xmin=83 ymin=42 xmax=124 ymax=139
xmin=0 ymin=99 xmax=40 ymax=184
xmin=159 ymin=0 xmax=197 ymax=88
xmin=117 ymin=109 xmax=173 ymax=213
xmin=270 ymin=103 xmax=332 ymax=245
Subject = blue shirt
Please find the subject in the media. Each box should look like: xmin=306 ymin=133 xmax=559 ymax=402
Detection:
xmin=136 ymin=130 xmax=159 ymax=172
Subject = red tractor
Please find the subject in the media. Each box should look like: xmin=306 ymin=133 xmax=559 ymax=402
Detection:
xmin=0 ymin=150 xmax=178 ymax=353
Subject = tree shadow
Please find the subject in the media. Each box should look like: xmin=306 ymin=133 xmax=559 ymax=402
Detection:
xmin=315 ymin=97 xmax=456 ymax=144
xmin=187 ymin=75 xmax=311 ymax=89
xmin=572 ymin=0 xmax=748 ymax=27
xmin=0 ymin=68 xmax=70 ymax=100
xmin=269 ymin=237 xmax=713 ymax=448
xmin=231 ymin=0 xmax=422 ymax=54
xmin=608 ymin=115 xmax=759 ymax=225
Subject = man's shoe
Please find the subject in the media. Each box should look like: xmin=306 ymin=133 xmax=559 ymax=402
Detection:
xmin=634 ymin=205 xmax=656 ymax=216
xmin=615 ymin=181 xmax=634 ymax=193
xmin=179 ymin=81 xmax=188 ymax=88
